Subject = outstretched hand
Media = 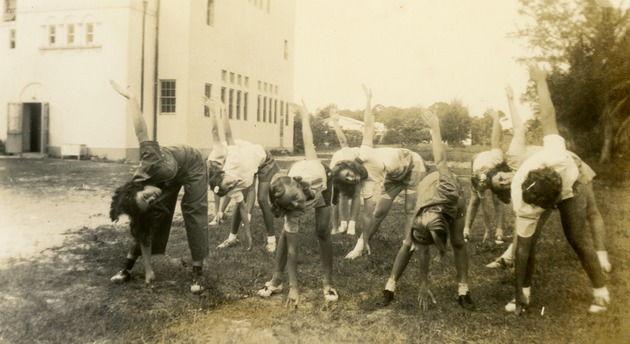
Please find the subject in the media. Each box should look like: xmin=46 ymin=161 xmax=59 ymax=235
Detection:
xmin=362 ymin=84 xmax=372 ymax=99
xmin=504 ymin=84 xmax=514 ymax=100
xmin=527 ymin=61 xmax=547 ymax=81
xmin=488 ymin=108 xmax=499 ymax=121
xmin=420 ymin=110 xmax=439 ymax=129
xmin=417 ymin=287 xmax=436 ymax=312
xmin=109 ymin=80 xmax=133 ymax=99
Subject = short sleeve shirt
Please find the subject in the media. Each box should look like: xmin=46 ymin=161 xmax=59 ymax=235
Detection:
xmin=512 ymin=135 xmax=579 ymax=237
xmin=223 ymin=140 xmax=267 ymax=199
xmin=472 ymin=148 xmax=504 ymax=173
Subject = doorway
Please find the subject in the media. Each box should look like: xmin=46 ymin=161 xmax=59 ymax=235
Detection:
xmin=6 ymin=102 xmax=49 ymax=154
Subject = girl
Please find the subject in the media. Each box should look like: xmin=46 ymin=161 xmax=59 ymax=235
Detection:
xmin=335 ymin=87 xmax=427 ymax=259
xmin=382 ymin=110 xmax=474 ymax=311
xmin=206 ymin=97 xmax=279 ymax=252
xmin=329 ymin=108 xmax=366 ymax=236
xmin=463 ymin=108 xmax=506 ymax=244
xmin=256 ymin=101 xmax=338 ymax=307
xmin=108 ymin=80 xmax=208 ymax=294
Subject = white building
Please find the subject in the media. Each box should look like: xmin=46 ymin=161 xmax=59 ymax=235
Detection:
xmin=326 ymin=115 xmax=387 ymax=143
xmin=0 ymin=0 xmax=296 ymax=160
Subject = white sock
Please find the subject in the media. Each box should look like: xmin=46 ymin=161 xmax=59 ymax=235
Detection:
xmin=523 ymin=287 xmax=531 ymax=299
xmin=348 ymin=221 xmax=356 ymax=230
xmin=354 ymin=237 xmax=364 ymax=251
xmin=267 ymin=236 xmax=276 ymax=244
xmin=228 ymin=233 xmax=237 ymax=241
xmin=385 ymin=278 xmax=396 ymax=292
xmin=597 ymin=251 xmax=609 ymax=263
xmin=458 ymin=283 xmax=469 ymax=296
xmin=593 ymin=286 xmax=610 ymax=301
xmin=340 ymin=221 xmax=348 ymax=229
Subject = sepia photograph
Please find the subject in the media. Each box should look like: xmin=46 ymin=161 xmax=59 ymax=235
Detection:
xmin=0 ymin=0 xmax=629 ymax=343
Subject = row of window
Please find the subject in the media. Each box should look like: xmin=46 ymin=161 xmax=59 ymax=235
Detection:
xmin=3 ymin=0 xmax=15 ymax=22
xmin=249 ymin=0 xmax=271 ymax=13
xmin=46 ymin=22 xmax=96 ymax=47
xmin=161 ymin=80 xmax=289 ymax=126
xmin=221 ymin=69 xmax=250 ymax=88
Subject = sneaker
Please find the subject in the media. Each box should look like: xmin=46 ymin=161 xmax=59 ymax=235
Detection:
xmin=345 ymin=249 xmax=363 ymax=260
xmin=265 ymin=240 xmax=277 ymax=253
xmin=463 ymin=233 xmax=470 ymax=243
xmin=485 ymin=257 xmax=513 ymax=269
xmin=110 ymin=269 xmax=131 ymax=284
xmin=505 ymin=296 xmax=530 ymax=313
xmin=324 ymin=286 xmax=339 ymax=302
xmin=258 ymin=281 xmax=283 ymax=298
xmin=190 ymin=271 xmax=204 ymax=294
xmin=217 ymin=237 xmax=239 ymax=249
xmin=382 ymin=290 xmax=395 ymax=305
xmin=338 ymin=224 xmax=348 ymax=234
xmin=457 ymin=292 xmax=476 ymax=311
xmin=600 ymin=261 xmax=612 ymax=273
xmin=331 ymin=227 xmax=342 ymax=235
xmin=588 ymin=296 xmax=609 ymax=314
xmin=495 ymin=235 xmax=505 ymax=245
xmin=347 ymin=226 xmax=356 ymax=236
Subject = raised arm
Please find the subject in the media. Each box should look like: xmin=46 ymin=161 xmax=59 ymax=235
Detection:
xmin=219 ymin=99 xmax=236 ymax=145
xmin=110 ymin=80 xmax=150 ymax=143
xmin=296 ymin=100 xmax=318 ymax=160
xmin=203 ymin=96 xmax=226 ymax=145
xmin=421 ymin=110 xmax=446 ymax=170
xmin=505 ymin=84 xmax=525 ymax=154
xmin=330 ymin=109 xmax=349 ymax=148
xmin=528 ymin=62 xmax=558 ymax=136
xmin=361 ymin=85 xmax=374 ymax=147
xmin=489 ymin=108 xmax=502 ymax=150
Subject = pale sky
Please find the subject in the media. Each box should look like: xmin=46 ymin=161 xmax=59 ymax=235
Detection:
xmin=294 ymin=0 xmax=535 ymax=119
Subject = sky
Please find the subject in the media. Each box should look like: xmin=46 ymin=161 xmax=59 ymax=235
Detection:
xmin=294 ymin=0 xmax=532 ymax=119
xmin=294 ymin=0 xmax=629 ymax=121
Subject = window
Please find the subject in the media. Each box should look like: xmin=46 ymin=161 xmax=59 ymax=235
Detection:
xmin=9 ymin=29 xmax=15 ymax=49
xmin=285 ymin=102 xmax=289 ymax=126
xmin=221 ymin=87 xmax=226 ymax=103
xmin=257 ymin=81 xmax=262 ymax=91
xmin=206 ymin=0 xmax=215 ymax=26
xmin=244 ymin=92 xmax=248 ymax=121
xmin=85 ymin=23 xmax=94 ymax=44
xmin=230 ymin=72 xmax=235 ymax=84
xmin=204 ymin=83 xmax=212 ymax=117
xmin=160 ymin=80 xmax=176 ymax=114
xmin=237 ymin=74 xmax=242 ymax=86
xmin=257 ymin=96 xmax=261 ymax=122
xmin=267 ymin=0 xmax=271 ymax=13
xmin=221 ymin=70 xmax=227 ymax=82
xmin=236 ymin=91 xmax=242 ymax=120
xmin=284 ymin=40 xmax=289 ymax=60
xmin=67 ymin=24 xmax=75 ymax=45
xmin=48 ymin=25 xmax=56 ymax=45
xmin=4 ymin=0 xmax=16 ymax=22
xmin=263 ymin=96 xmax=267 ymax=122
xmin=274 ymin=99 xmax=278 ymax=123
xmin=244 ymin=77 xmax=249 ymax=88
xmin=228 ymin=89 xmax=234 ymax=119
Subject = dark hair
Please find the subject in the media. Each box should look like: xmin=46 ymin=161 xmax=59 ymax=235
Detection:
xmin=207 ymin=160 xmax=223 ymax=179
xmin=331 ymin=158 xmax=368 ymax=197
xmin=522 ymin=167 xmax=562 ymax=209
xmin=208 ymin=170 xmax=230 ymax=197
xmin=486 ymin=161 xmax=512 ymax=204
xmin=269 ymin=176 xmax=315 ymax=217
xmin=110 ymin=181 xmax=153 ymax=244
xmin=411 ymin=208 xmax=448 ymax=253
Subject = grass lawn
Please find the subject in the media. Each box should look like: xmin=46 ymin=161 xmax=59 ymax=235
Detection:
xmin=0 ymin=148 xmax=629 ymax=344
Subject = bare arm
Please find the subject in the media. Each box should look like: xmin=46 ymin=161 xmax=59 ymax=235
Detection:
xmin=220 ymin=100 xmax=236 ymax=145
xmin=295 ymin=100 xmax=318 ymax=160
xmin=489 ymin=108 xmax=501 ymax=150
xmin=505 ymin=84 xmax=525 ymax=153
xmin=528 ymin=62 xmax=558 ymax=136
xmin=110 ymin=80 xmax=150 ymax=143
xmin=330 ymin=110 xmax=349 ymax=148
xmin=420 ymin=110 xmax=446 ymax=169
xmin=361 ymin=85 xmax=374 ymax=147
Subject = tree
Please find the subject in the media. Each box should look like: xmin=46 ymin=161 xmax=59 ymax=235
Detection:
xmin=515 ymin=0 xmax=630 ymax=162
xmin=429 ymin=100 xmax=471 ymax=146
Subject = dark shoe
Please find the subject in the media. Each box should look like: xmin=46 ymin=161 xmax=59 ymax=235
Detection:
xmin=382 ymin=290 xmax=395 ymax=306
xmin=110 ymin=269 xmax=131 ymax=284
xmin=458 ymin=292 xmax=476 ymax=311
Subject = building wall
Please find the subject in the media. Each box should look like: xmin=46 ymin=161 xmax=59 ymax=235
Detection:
xmin=0 ymin=0 xmax=295 ymax=161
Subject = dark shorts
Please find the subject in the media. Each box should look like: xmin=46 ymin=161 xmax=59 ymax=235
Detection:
xmin=257 ymin=150 xmax=280 ymax=183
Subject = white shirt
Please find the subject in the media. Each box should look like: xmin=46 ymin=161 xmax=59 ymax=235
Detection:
xmin=512 ymin=135 xmax=579 ymax=237
xmin=223 ymin=140 xmax=267 ymax=200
